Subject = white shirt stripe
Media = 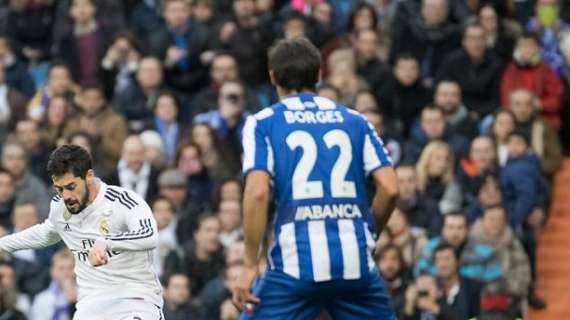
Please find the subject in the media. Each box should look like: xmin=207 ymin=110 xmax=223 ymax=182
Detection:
xmin=308 ymin=220 xmax=331 ymax=282
xmin=241 ymin=116 xmax=257 ymax=172
xmin=338 ymin=219 xmax=361 ymax=280
xmin=363 ymin=134 xmax=382 ymax=175
xmin=279 ymin=223 xmax=300 ymax=279
xmin=282 ymin=97 xmax=305 ymax=110
xmin=266 ymin=137 xmax=274 ymax=176
xmin=313 ymin=96 xmax=336 ymax=110
xmin=364 ymin=223 xmax=376 ymax=272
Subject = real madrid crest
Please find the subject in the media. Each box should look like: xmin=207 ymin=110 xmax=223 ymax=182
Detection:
xmin=63 ymin=209 xmax=72 ymax=221
xmin=99 ymin=218 xmax=110 ymax=235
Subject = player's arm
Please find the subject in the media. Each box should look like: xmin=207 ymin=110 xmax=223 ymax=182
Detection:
xmin=0 ymin=219 xmax=61 ymax=252
xmin=100 ymin=194 xmax=158 ymax=252
xmin=362 ymin=119 xmax=399 ymax=235
xmin=242 ymin=171 xmax=270 ymax=268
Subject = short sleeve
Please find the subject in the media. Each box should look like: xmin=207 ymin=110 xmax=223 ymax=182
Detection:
xmin=362 ymin=119 xmax=393 ymax=176
xmin=242 ymin=109 xmax=275 ymax=176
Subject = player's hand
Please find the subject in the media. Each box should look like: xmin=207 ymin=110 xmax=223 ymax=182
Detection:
xmin=88 ymin=238 xmax=109 ymax=267
xmin=232 ymin=264 xmax=260 ymax=312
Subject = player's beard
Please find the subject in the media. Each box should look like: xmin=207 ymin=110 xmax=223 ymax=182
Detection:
xmin=66 ymin=187 xmax=90 ymax=214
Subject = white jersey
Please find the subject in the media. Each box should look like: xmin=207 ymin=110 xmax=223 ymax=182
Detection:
xmin=0 ymin=181 xmax=163 ymax=309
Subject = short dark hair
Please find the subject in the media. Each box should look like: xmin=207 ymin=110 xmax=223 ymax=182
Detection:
xmin=433 ymin=242 xmax=459 ymax=261
xmin=268 ymin=38 xmax=321 ymax=92
xmin=483 ymin=204 xmax=505 ymax=215
xmin=48 ymin=61 xmax=71 ymax=77
xmin=462 ymin=18 xmax=485 ymax=39
xmin=518 ymin=31 xmax=539 ymax=44
xmin=443 ymin=211 xmax=467 ymax=225
xmin=395 ymin=53 xmax=418 ymax=64
xmin=508 ymin=129 xmax=530 ymax=146
xmin=46 ymin=145 xmax=93 ymax=179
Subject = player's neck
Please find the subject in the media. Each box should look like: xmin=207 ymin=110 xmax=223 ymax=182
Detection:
xmin=277 ymin=87 xmax=316 ymax=100
xmin=87 ymin=179 xmax=101 ymax=205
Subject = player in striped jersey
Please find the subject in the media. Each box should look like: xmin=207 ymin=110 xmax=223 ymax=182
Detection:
xmin=0 ymin=145 xmax=163 ymax=319
xmin=233 ymin=38 xmax=399 ymax=319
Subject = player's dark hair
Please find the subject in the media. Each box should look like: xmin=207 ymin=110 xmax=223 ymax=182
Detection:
xmin=268 ymin=38 xmax=321 ymax=92
xmin=46 ymin=145 xmax=93 ymax=180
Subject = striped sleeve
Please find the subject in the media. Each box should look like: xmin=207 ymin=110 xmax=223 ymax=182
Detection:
xmin=242 ymin=109 xmax=274 ymax=176
xmin=104 ymin=190 xmax=158 ymax=252
xmin=362 ymin=119 xmax=392 ymax=176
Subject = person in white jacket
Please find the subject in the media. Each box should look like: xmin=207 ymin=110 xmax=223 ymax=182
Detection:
xmin=0 ymin=145 xmax=163 ymax=320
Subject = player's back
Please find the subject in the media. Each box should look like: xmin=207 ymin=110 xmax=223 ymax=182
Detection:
xmin=243 ymin=93 xmax=392 ymax=283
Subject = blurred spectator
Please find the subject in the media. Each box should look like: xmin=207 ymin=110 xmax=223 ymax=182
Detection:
xmin=217 ymin=200 xmax=243 ymax=248
xmin=500 ymin=32 xmax=564 ymax=131
xmin=402 ymin=273 xmax=457 ymax=320
xmin=1 ymin=140 xmax=50 ymax=219
xmin=144 ymin=91 xmax=183 ymax=165
xmin=383 ymin=207 xmax=427 ymax=268
xmin=201 ymin=259 xmax=243 ymax=320
xmin=500 ymin=130 xmax=546 ymax=227
xmin=148 ymin=0 xmax=209 ymax=93
xmin=27 ymin=62 xmax=77 ymax=123
xmin=433 ymin=80 xmax=480 ymax=140
xmin=139 ymin=130 xmax=166 ymax=169
xmin=0 ymin=168 xmax=15 ymax=229
xmin=457 ymin=136 xmax=498 ymax=207
xmin=218 ymin=0 xmax=273 ymax=88
xmin=433 ymin=243 xmax=481 ymax=319
xmin=478 ymin=3 xmax=519 ymax=62
xmin=128 ymin=0 xmax=164 ymax=43
xmin=403 ymin=106 xmax=469 ymax=165
xmin=507 ymin=89 xmax=563 ymax=177
xmin=0 ymin=35 xmax=35 ymax=98
xmin=377 ymin=53 xmax=430 ymax=138
xmin=470 ymin=205 xmax=531 ymax=302
xmin=190 ymin=123 xmax=240 ymax=180
xmin=164 ymin=214 xmax=225 ymax=295
xmin=415 ymin=212 xmax=503 ymax=283
xmin=31 ymin=249 xmax=76 ymax=320
xmin=113 ymin=56 xmax=165 ymax=131
xmin=15 ymin=119 xmax=50 ymax=183
xmin=326 ymin=48 xmax=369 ymax=106
xmin=354 ymin=29 xmax=389 ymax=95
xmin=6 ymin=0 xmax=55 ymax=67
xmin=99 ymin=31 xmax=142 ymax=99
xmin=65 ymin=131 xmax=109 ymax=178
xmin=53 ymin=0 xmax=114 ymax=85
xmin=194 ymin=80 xmax=250 ymax=159
xmin=176 ymin=142 xmax=213 ymax=213
xmin=415 ymin=141 xmax=463 ymax=214
xmin=316 ymin=82 xmax=340 ymax=102
xmin=489 ymin=109 xmax=516 ymax=167
xmin=74 ymin=84 xmax=127 ymax=170
xmin=163 ymin=273 xmax=202 ymax=320
xmin=152 ymin=197 xmax=178 ymax=278
xmin=0 ymin=64 xmax=27 ymax=143
xmin=390 ymin=0 xmax=461 ymax=88
xmin=526 ymin=0 xmax=570 ymax=77
xmin=0 ymin=263 xmax=31 ymax=317
xmin=106 ymin=135 xmax=160 ymax=203
xmin=377 ymin=244 xmax=408 ymax=319
xmin=436 ymin=20 xmax=503 ymax=118
xmin=212 ymin=178 xmax=242 ymax=210
xmin=395 ymin=166 xmax=441 ymax=237
xmin=52 ymin=0 xmax=125 ymax=42
xmin=466 ymin=174 xmax=503 ymax=223
xmin=40 ymin=96 xmax=79 ymax=149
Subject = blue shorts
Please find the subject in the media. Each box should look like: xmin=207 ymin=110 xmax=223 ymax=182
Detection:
xmin=240 ymin=269 xmax=396 ymax=320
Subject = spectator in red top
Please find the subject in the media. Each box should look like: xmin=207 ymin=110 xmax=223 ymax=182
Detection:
xmin=500 ymin=32 xmax=564 ymax=130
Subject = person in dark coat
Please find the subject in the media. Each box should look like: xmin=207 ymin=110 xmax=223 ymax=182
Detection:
xmin=390 ymin=0 xmax=462 ymax=88
xmin=0 ymin=36 xmax=35 ymax=98
xmin=354 ymin=29 xmax=389 ymax=96
xmin=436 ymin=20 xmax=504 ymax=118
xmin=377 ymin=53 xmax=431 ymax=138
xmin=433 ymin=80 xmax=480 ymax=141
xmin=377 ymin=244 xmax=409 ymax=319
xmin=162 ymin=273 xmax=202 ymax=320
xmin=500 ymin=130 xmax=546 ymax=228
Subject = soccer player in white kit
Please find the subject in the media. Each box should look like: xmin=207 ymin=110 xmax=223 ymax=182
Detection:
xmin=0 ymin=145 xmax=164 ymax=320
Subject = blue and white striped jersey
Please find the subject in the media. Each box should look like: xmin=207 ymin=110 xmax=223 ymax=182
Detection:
xmin=242 ymin=93 xmax=392 ymax=282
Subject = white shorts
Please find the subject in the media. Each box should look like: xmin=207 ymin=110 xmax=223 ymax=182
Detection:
xmin=73 ymin=298 xmax=163 ymax=320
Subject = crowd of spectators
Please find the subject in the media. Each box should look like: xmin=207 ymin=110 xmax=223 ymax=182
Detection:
xmin=0 ymin=0 xmax=567 ymax=319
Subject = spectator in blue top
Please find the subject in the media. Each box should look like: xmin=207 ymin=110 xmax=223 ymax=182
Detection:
xmin=415 ymin=212 xmax=503 ymax=283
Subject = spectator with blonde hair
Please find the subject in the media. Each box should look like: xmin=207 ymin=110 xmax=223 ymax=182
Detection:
xmin=415 ymin=140 xmax=463 ymax=214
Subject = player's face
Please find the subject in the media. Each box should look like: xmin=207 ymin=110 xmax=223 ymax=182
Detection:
xmin=53 ymin=172 xmax=92 ymax=214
